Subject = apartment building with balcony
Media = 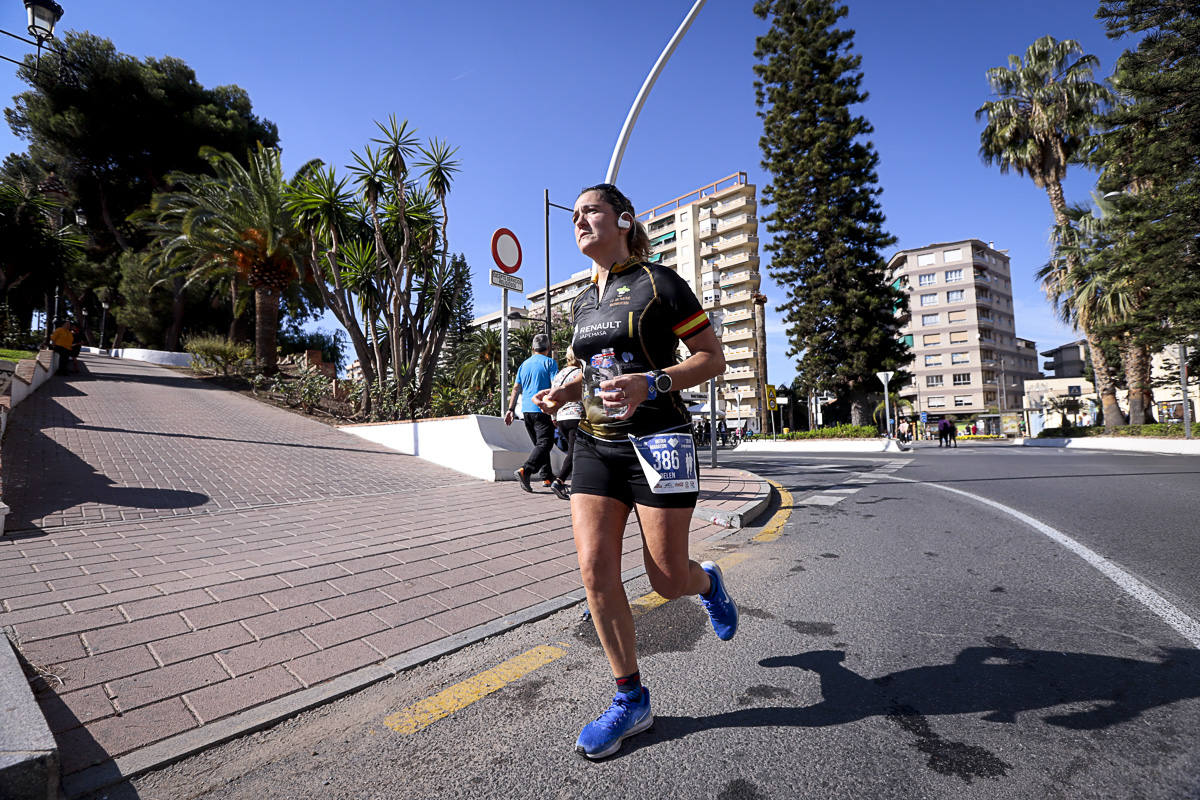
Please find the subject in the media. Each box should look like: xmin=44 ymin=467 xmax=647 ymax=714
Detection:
xmin=525 ymin=172 xmax=768 ymax=429
xmin=887 ymin=239 xmax=1041 ymax=430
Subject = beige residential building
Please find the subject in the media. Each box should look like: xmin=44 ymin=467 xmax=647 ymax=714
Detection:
xmin=887 ymin=239 xmax=1040 ymax=431
xmin=524 ymin=172 xmax=768 ymax=429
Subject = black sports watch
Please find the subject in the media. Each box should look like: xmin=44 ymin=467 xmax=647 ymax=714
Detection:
xmin=646 ymin=370 xmax=672 ymax=400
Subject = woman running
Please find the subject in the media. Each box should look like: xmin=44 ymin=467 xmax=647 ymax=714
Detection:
xmin=535 ymin=183 xmax=737 ymax=759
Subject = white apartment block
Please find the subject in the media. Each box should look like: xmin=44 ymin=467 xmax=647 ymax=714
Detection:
xmin=524 ymin=173 xmax=768 ymax=429
xmin=887 ymin=239 xmax=1040 ymax=428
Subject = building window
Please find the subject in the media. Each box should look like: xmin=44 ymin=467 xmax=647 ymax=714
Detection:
xmin=925 ymin=354 xmax=942 ymax=366
xmin=901 ymin=334 xmax=914 ymax=348
xmin=917 ymin=253 xmax=936 ymax=267
xmin=947 ymin=289 xmax=965 ymax=303
xmin=920 ymin=293 xmax=938 ymax=306
xmin=949 ymin=330 xmax=969 ymax=344
xmin=984 ymin=391 xmax=997 ymax=404
xmin=947 ymin=309 xmax=967 ymax=322
xmin=921 ymin=313 xmax=939 ymax=326
xmin=926 ymin=375 xmax=944 ymax=387
xmin=951 ymin=352 xmax=969 ymax=364
xmin=954 ymin=395 xmax=972 ymax=407
xmin=982 ymin=370 xmax=996 ymax=382
xmin=943 ymin=248 xmax=962 ymax=262
xmin=945 ymin=269 xmax=963 ymax=283
xmin=923 ymin=334 xmax=941 ymax=346
xmin=928 ymin=396 xmax=946 ymax=408
xmin=952 ymin=373 xmax=971 ymax=385
xmin=918 ymin=273 xmax=936 ymax=286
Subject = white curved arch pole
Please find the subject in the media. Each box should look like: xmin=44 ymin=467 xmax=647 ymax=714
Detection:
xmin=605 ymin=0 xmax=706 ymax=185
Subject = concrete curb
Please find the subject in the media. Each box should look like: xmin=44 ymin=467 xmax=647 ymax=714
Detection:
xmin=693 ymin=478 xmax=772 ymax=529
xmin=1 ymin=628 xmax=60 ymax=800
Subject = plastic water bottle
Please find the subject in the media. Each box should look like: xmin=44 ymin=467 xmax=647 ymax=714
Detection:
xmin=590 ymin=348 xmax=628 ymax=419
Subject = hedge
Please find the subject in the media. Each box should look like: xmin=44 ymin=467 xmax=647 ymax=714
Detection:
xmin=746 ymin=424 xmax=878 ymax=440
xmin=1038 ymin=423 xmax=1200 ymax=439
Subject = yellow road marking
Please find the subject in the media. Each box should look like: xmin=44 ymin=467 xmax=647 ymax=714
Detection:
xmin=384 ymin=643 xmax=570 ymax=735
xmin=752 ymin=480 xmax=793 ymax=543
xmin=630 ymin=592 xmax=670 ymax=616
xmin=386 ymin=481 xmax=792 ymax=736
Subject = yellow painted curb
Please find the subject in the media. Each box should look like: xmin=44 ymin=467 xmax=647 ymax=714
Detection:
xmin=752 ymin=480 xmax=793 ymax=544
xmin=384 ymin=642 xmax=570 ymax=735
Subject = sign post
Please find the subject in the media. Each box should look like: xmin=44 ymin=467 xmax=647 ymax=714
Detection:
xmin=765 ymin=385 xmax=778 ymax=441
xmin=876 ymin=371 xmax=894 ymax=438
xmin=491 ymin=228 xmax=522 ymax=415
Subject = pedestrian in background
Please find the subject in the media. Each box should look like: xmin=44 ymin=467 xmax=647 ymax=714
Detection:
xmin=535 ymin=182 xmax=736 ymax=760
xmin=50 ymin=319 xmax=74 ymax=375
xmin=548 ymin=346 xmax=583 ymax=501
xmin=937 ymin=418 xmax=949 ymax=447
xmin=949 ymin=421 xmax=958 ymax=448
xmin=505 ymin=333 xmax=558 ymax=492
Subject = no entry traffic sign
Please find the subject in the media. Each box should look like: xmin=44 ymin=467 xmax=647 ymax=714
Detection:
xmin=491 ymin=228 xmax=522 ymax=274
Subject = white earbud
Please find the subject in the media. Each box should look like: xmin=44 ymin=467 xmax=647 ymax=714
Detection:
xmin=617 ymin=213 xmax=632 ymax=230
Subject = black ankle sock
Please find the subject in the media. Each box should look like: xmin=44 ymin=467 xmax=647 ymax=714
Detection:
xmin=615 ymin=671 xmax=642 ymax=697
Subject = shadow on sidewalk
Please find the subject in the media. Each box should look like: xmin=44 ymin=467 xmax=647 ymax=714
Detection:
xmin=626 ymin=644 xmax=1200 ymax=776
xmin=2 ymin=398 xmax=209 ymax=535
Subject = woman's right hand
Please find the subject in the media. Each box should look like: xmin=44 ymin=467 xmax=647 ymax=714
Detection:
xmin=532 ymin=388 xmax=558 ymax=412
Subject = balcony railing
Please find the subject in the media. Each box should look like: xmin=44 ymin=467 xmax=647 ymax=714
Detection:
xmin=724 ymin=328 xmax=754 ymax=342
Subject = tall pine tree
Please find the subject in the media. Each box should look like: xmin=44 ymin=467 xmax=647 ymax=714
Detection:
xmin=753 ymin=0 xmax=907 ymax=425
xmin=1091 ymin=0 xmax=1200 ymax=346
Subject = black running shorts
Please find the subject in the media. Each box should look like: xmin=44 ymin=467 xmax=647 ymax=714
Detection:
xmin=571 ymin=431 xmax=699 ymax=510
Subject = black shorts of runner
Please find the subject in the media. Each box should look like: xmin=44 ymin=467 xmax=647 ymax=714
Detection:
xmin=571 ymin=430 xmax=699 ymax=510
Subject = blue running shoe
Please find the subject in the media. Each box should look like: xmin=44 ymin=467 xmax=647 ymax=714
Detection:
xmin=700 ymin=561 xmax=738 ymax=640
xmin=575 ymin=687 xmax=653 ymax=759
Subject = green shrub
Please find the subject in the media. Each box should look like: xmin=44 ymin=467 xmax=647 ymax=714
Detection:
xmin=184 ymin=335 xmax=252 ymax=376
xmin=1038 ymin=423 xmax=1200 ymax=439
xmin=747 ymin=423 xmax=877 ymax=440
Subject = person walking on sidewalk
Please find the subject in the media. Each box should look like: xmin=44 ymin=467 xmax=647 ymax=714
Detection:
xmin=505 ymin=333 xmax=558 ymax=491
xmin=548 ymin=346 xmax=583 ymax=501
xmin=535 ymin=183 xmax=736 ymax=760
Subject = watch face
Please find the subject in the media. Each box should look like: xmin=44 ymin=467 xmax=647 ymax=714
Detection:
xmin=655 ymin=371 xmax=672 ymax=393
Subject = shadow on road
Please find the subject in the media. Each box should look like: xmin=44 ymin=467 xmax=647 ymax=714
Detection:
xmin=636 ymin=644 xmax=1200 ymax=776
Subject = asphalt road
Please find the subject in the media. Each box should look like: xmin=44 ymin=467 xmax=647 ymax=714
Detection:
xmin=96 ymin=445 xmax=1200 ymax=800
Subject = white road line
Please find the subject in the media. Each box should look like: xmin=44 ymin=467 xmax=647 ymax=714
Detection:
xmin=824 ymin=488 xmax=861 ymax=494
xmin=798 ymin=495 xmax=845 ymax=505
xmin=883 ymin=475 xmax=1200 ymax=648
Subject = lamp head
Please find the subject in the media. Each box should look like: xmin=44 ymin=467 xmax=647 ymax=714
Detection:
xmin=25 ymin=0 xmax=64 ymax=41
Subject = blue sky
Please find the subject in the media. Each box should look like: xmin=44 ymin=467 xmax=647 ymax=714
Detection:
xmin=0 ymin=0 xmax=1134 ymax=384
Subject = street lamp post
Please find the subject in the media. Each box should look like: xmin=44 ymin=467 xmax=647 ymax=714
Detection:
xmin=543 ymin=191 xmax=573 ymax=339
xmin=877 ymin=371 xmax=894 ymax=438
xmin=99 ymin=300 xmax=109 ymax=352
xmin=604 ymin=0 xmax=706 ymax=183
xmin=708 ymin=309 xmax=724 ymax=467
xmin=1182 ymin=342 xmax=1192 ymax=440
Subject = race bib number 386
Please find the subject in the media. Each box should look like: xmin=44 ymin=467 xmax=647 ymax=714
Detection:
xmin=628 ymin=430 xmax=699 ymax=494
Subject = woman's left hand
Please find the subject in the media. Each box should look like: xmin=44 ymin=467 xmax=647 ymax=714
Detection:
xmin=598 ymin=373 xmax=650 ymax=421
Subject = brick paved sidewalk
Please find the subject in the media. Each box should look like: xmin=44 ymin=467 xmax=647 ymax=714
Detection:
xmin=0 ymin=355 xmax=770 ymax=793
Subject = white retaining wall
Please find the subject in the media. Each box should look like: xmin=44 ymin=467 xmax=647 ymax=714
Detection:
xmin=108 ymin=348 xmax=196 ymax=368
xmin=340 ymin=414 xmax=564 ymax=481
xmin=1024 ymin=436 xmax=1200 ymax=455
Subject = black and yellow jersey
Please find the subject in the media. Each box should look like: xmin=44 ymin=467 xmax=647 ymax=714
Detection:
xmin=570 ymin=256 xmax=711 ymax=441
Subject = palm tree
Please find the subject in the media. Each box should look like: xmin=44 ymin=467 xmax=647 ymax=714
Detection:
xmin=141 ymin=145 xmax=304 ymax=373
xmin=1041 ymin=195 xmax=1156 ymax=423
xmin=977 ymin=35 xmax=1123 ymax=426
